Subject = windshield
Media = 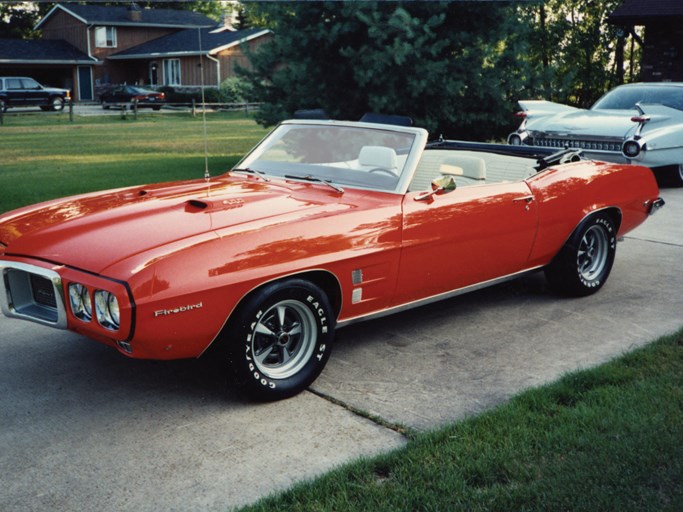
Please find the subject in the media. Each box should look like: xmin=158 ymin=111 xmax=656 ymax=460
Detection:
xmin=592 ymin=85 xmax=683 ymax=111
xmin=236 ymin=123 xmax=418 ymax=192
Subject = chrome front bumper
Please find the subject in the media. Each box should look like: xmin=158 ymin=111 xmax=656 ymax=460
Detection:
xmin=0 ymin=262 xmax=68 ymax=328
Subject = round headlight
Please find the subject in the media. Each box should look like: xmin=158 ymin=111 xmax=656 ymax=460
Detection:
xmin=68 ymin=283 xmax=92 ymax=321
xmin=95 ymin=290 xmax=120 ymax=330
xmin=108 ymin=293 xmax=120 ymax=326
xmin=623 ymin=140 xmax=642 ymax=158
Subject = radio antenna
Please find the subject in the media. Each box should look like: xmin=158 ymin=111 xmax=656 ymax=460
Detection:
xmin=198 ymin=28 xmax=210 ymax=182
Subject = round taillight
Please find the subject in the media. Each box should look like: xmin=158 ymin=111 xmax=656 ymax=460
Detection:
xmin=508 ymin=133 xmax=523 ymax=146
xmin=623 ymin=140 xmax=642 ymax=158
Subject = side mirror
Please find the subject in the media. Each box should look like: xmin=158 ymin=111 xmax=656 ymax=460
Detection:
xmin=415 ymin=175 xmax=456 ymax=202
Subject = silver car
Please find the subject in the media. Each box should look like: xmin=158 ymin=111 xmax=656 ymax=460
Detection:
xmin=508 ymin=82 xmax=683 ymax=186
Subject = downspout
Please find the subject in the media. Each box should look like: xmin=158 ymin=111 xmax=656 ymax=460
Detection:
xmin=86 ymin=24 xmax=94 ymax=60
xmin=206 ymin=54 xmax=220 ymax=87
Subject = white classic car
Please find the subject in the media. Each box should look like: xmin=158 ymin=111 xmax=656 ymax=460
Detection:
xmin=508 ymin=82 xmax=683 ymax=186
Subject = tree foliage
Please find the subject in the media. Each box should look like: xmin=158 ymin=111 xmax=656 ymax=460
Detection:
xmin=240 ymin=2 xmax=531 ymax=140
xmin=239 ymin=0 xmax=635 ymax=139
xmin=517 ymin=0 xmax=628 ymax=108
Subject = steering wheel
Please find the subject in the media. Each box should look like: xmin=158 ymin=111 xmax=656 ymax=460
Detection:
xmin=368 ymin=167 xmax=399 ymax=178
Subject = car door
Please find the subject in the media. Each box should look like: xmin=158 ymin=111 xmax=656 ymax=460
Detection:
xmin=114 ymin=86 xmax=132 ymax=103
xmin=19 ymin=78 xmax=47 ymax=107
xmin=394 ymin=181 xmax=539 ymax=305
xmin=5 ymin=78 xmax=26 ymax=106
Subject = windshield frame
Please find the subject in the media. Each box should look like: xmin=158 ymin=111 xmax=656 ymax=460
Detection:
xmin=234 ymin=120 xmax=429 ymax=195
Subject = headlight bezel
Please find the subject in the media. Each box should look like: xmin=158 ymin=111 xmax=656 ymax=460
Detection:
xmin=67 ymin=281 xmax=123 ymax=332
xmin=94 ymin=290 xmax=120 ymax=331
xmin=68 ymin=283 xmax=92 ymax=322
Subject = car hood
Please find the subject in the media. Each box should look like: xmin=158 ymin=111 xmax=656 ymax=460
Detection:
xmin=43 ymin=87 xmax=69 ymax=94
xmin=525 ymin=108 xmax=639 ymax=139
xmin=0 ymin=175 xmax=351 ymax=275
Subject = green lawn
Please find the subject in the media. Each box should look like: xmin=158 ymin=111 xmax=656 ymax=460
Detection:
xmin=0 ymin=111 xmax=269 ymax=213
xmin=240 ymin=329 xmax=683 ymax=512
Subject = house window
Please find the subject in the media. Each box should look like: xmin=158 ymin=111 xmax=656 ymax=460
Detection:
xmin=95 ymin=26 xmax=117 ymax=48
xmin=163 ymin=59 xmax=181 ymax=86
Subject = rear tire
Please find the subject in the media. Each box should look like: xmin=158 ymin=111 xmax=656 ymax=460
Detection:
xmin=545 ymin=213 xmax=617 ymax=296
xmin=669 ymin=164 xmax=683 ymax=187
xmin=654 ymin=164 xmax=683 ymax=188
xmin=224 ymin=278 xmax=334 ymax=400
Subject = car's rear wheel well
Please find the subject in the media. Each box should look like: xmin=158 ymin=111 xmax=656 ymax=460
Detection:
xmin=600 ymin=207 xmax=622 ymax=233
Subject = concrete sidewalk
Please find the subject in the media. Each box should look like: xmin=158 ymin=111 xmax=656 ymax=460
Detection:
xmin=1 ymin=188 xmax=681 ymax=511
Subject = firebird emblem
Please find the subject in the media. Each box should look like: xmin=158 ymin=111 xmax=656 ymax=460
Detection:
xmin=154 ymin=302 xmax=203 ymax=317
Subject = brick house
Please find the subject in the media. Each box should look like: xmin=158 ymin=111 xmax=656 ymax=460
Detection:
xmin=0 ymin=3 xmax=270 ymax=102
xmin=609 ymin=0 xmax=683 ymax=82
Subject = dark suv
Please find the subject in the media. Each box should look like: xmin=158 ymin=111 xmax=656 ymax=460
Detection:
xmin=0 ymin=77 xmax=71 ymax=112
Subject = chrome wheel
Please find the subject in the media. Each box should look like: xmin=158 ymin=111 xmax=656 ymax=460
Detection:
xmin=577 ymin=224 xmax=609 ymax=283
xmin=251 ymin=299 xmax=317 ymax=380
xmin=545 ymin=213 xmax=616 ymax=296
xmin=51 ymin=97 xmax=65 ymax=111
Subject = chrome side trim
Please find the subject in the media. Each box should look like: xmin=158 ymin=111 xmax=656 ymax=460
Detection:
xmin=0 ymin=261 xmax=68 ymax=329
xmin=337 ymin=266 xmax=544 ymax=329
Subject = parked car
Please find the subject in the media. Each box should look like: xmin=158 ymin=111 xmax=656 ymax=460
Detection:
xmin=0 ymin=116 xmax=664 ymax=400
xmin=0 ymin=76 xmax=70 ymax=112
xmin=508 ymin=82 xmax=683 ymax=186
xmin=100 ymin=85 xmax=165 ymax=110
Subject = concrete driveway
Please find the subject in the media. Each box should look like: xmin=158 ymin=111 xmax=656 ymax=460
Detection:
xmin=1 ymin=188 xmax=681 ymax=511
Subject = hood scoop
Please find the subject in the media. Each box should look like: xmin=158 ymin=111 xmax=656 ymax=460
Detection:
xmin=184 ymin=197 xmax=245 ymax=213
xmin=185 ymin=199 xmax=208 ymax=212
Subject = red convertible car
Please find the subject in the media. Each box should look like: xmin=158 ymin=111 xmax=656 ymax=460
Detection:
xmin=0 ymin=117 xmax=664 ymax=400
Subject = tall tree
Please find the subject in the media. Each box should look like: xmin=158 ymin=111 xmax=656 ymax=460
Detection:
xmin=239 ymin=2 xmax=529 ymax=140
xmin=0 ymin=3 xmax=41 ymax=39
xmin=517 ymin=0 xmax=628 ymax=107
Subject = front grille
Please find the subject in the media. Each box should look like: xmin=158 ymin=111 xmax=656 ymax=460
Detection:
xmin=530 ymin=137 xmax=622 ymax=153
xmin=0 ymin=264 xmax=67 ymax=328
xmin=30 ymin=273 xmax=57 ymax=308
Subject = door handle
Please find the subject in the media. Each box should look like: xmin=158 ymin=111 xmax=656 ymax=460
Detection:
xmin=513 ymin=195 xmax=534 ymax=203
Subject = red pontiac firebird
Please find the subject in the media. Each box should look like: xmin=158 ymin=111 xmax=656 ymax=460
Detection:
xmin=0 ymin=117 xmax=664 ymax=400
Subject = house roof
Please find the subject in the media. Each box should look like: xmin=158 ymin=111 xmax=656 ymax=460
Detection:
xmin=0 ymin=38 xmax=97 ymax=65
xmin=108 ymin=27 xmax=270 ymax=60
xmin=608 ymin=0 xmax=683 ymax=25
xmin=36 ymin=2 xmax=216 ymax=30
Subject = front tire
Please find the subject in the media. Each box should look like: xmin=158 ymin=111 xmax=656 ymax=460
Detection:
xmin=225 ymin=279 xmax=334 ymax=400
xmin=545 ymin=213 xmax=617 ymax=296
xmin=50 ymin=96 xmax=65 ymax=111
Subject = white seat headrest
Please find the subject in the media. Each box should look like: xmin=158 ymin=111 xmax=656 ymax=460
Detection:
xmin=358 ymin=146 xmax=398 ymax=170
